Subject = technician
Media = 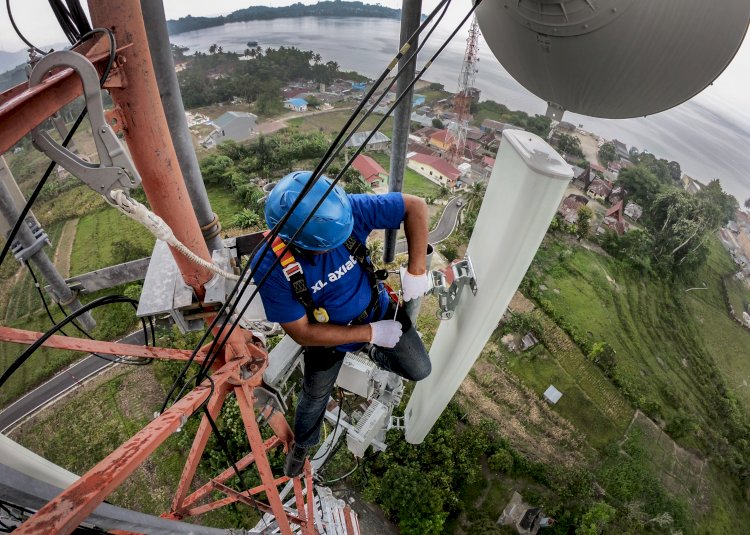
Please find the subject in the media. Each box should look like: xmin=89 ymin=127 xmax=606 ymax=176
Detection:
xmin=252 ymin=171 xmax=432 ymax=477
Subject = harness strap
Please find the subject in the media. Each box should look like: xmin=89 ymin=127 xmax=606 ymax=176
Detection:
xmin=264 ymin=231 xmax=316 ymax=322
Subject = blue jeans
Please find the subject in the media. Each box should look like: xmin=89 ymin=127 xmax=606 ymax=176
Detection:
xmin=293 ymin=303 xmax=431 ymax=448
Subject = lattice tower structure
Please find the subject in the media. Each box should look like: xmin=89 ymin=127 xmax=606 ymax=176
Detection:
xmin=446 ymin=16 xmax=480 ymax=166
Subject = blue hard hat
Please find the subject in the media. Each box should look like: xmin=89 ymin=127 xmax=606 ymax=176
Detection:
xmin=265 ymin=171 xmax=353 ymax=251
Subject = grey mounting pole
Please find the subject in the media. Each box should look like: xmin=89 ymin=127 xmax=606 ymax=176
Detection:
xmin=384 ymin=0 xmax=422 ymax=263
xmin=0 ymin=181 xmax=95 ymax=330
xmin=141 ymin=0 xmax=224 ymax=254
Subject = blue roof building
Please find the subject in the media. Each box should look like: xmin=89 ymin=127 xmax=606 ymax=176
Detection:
xmin=284 ymin=98 xmax=309 ymax=112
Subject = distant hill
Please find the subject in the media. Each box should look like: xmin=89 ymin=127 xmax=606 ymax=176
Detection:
xmin=0 ymin=50 xmax=28 ymax=75
xmin=167 ymin=1 xmax=402 ymax=35
xmin=0 ymin=65 xmax=27 ymax=93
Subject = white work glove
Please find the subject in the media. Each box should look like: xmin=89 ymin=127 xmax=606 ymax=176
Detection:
xmin=369 ymin=320 xmax=403 ymax=348
xmin=401 ymin=270 xmax=431 ymax=302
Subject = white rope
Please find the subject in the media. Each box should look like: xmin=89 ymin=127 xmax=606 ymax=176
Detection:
xmin=110 ymin=190 xmax=239 ymax=281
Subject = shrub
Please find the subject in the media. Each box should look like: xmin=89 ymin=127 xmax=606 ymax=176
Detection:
xmin=488 ymin=449 xmax=513 ymax=473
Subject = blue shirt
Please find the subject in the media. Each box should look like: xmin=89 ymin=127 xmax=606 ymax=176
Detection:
xmin=252 ymin=193 xmax=405 ymax=351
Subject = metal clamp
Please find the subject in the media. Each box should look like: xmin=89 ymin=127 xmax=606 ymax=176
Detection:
xmin=10 ymin=220 xmax=49 ymax=263
xmin=429 ymin=255 xmax=477 ymax=320
xmin=28 ymin=50 xmax=141 ymax=203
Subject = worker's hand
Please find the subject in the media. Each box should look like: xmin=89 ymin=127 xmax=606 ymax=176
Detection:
xmin=369 ymin=320 xmax=403 ymax=348
xmin=401 ymin=270 xmax=431 ymax=301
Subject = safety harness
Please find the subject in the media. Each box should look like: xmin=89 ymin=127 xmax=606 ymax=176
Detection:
xmin=264 ymin=232 xmax=389 ymax=324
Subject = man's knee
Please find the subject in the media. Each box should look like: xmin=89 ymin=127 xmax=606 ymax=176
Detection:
xmin=404 ymin=358 xmax=431 ymax=382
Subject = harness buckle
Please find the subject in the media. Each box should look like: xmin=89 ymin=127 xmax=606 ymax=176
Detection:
xmin=281 ymin=261 xmax=303 ymax=281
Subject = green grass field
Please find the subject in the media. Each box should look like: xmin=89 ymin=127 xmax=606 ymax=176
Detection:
xmin=3 ymin=222 xmax=63 ymax=323
xmin=507 ymin=341 xmax=630 ymax=450
xmin=529 ymin=236 xmax=750 ymax=450
xmin=369 ymin=153 xmax=442 ymax=198
xmin=288 ymin=109 xmax=394 ymax=139
xmin=206 ymin=185 xmax=244 ymax=229
xmin=70 ymin=208 xmax=156 ymax=275
xmin=723 ymin=271 xmax=750 ymax=322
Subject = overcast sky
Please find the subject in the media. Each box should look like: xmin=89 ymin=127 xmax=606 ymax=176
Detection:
xmin=3 ymin=0 xmax=748 ymax=116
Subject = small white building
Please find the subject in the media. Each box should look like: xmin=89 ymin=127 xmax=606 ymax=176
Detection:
xmin=543 ymin=385 xmax=563 ymax=404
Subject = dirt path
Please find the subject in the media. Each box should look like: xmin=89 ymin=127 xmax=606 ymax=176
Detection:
xmin=255 ymin=106 xmax=356 ymax=135
xmin=53 ymin=218 xmax=78 ymax=278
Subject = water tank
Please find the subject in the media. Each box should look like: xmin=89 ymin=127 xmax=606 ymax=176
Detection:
xmin=476 ymin=0 xmax=750 ymax=118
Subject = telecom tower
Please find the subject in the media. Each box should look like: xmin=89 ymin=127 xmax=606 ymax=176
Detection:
xmin=445 ymin=16 xmax=480 ymax=166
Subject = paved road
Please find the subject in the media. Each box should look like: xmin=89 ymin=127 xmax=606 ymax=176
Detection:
xmin=0 ymin=330 xmax=148 ymax=434
xmin=395 ymin=195 xmax=463 ymax=254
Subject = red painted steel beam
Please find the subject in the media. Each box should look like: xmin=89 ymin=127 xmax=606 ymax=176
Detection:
xmin=170 ymin=383 xmax=230 ymax=514
xmin=179 ymin=436 xmax=282 ymax=513
xmin=0 ymin=325 xmax=206 ymax=362
xmin=236 ymin=383 xmax=294 ymax=535
xmin=0 ymin=38 xmax=127 ymax=154
xmin=12 ymin=361 xmax=237 ymax=535
xmin=88 ymin=0 xmax=213 ymax=293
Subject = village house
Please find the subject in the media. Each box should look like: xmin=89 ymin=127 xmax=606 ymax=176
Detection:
xmin=624 ymin=201 xmax=643 ymax=220
xmin=428 ymin=129 xmax=452 ymax=151
xmin=407 ymin=153 xmax=462 ymax=188
xmin=411 ymin=126 xmax=439 ymax=144
xmin=480 ymin=118 xmax=505 ymax=133
xmin=612 ymin=139 xmax=629 ymax=160
xmin=344 ymin=130 xmax=391 ymax=152
xmin=557 ymin=194 xmax=589 ymax=224
xmin=481 ymin=155 xmax=496 ymax=178
xmin=201 ymin=111 xmax=257 ymax=148
xmin=410 ymin=111 xmax=436 ymax=128
xmin=607 ymin=185 xmax=625 ymax=205
xmin=587 ymin=177 xmax=613 ymax=201
xmin=598 ymin=200 xmax=629 ymax=235
xmin=407 ymin=141 xmax=439 ymax=158
xmin=571 ymin=165 xmax=592 ymax=190
xmin=284 ymin=98 xmax=308 ymax=112
xmin=351 ymin=154 xmax=388 ymax=187
xmin=589 ymin=161 xmax=607 ymax=176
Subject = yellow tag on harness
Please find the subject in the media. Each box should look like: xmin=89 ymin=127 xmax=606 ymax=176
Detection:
xmin=313 ymin=308 xmax=330 ymax=323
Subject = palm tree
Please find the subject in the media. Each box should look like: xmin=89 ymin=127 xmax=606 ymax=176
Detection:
xmin=208 ymin=43 xmax=217 ymax=55
xmin=464 ymin=181 xmax=486 ymax=212
xmin=313 ymin=53 xmax=322 ymax=65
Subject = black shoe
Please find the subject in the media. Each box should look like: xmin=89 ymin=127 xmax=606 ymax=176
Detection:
xmin=284 ymin=443 xmax=308 ymax=478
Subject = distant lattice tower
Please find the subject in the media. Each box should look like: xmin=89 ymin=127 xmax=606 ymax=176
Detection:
xmin=446 ymin=16 xmax=480 ymax=166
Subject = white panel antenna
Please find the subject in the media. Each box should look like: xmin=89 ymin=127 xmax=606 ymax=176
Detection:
xmin=404 ymin=130 xmax=572 ymax=444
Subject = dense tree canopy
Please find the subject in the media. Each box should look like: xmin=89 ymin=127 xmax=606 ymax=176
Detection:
xmin=557 ymin=133 xmax=584 ymax=158
xmin=598 ymin=142 xmax=616 ymax=166
xmin=615 ymin=166 xmax=662 ymax=208
xmin=178 ymin=46 xmax=363 ymax=111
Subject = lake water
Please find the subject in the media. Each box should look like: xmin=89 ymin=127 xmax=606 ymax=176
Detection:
xmin=171 ymin=16 xmax=750 ymax=201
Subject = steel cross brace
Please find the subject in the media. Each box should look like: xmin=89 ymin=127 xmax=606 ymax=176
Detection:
xmin=8 ymin=328 xmax=316 ymax=535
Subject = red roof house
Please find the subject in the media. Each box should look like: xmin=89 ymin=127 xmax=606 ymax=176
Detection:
xmin=407 ymin=153 xmax=462 ymax=186
xmin=352 ymin=154 xmax=388 ymax=186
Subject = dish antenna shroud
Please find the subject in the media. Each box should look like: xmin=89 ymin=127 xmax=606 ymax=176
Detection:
xmin=477 ymin=0 xmax=750 ymax=118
